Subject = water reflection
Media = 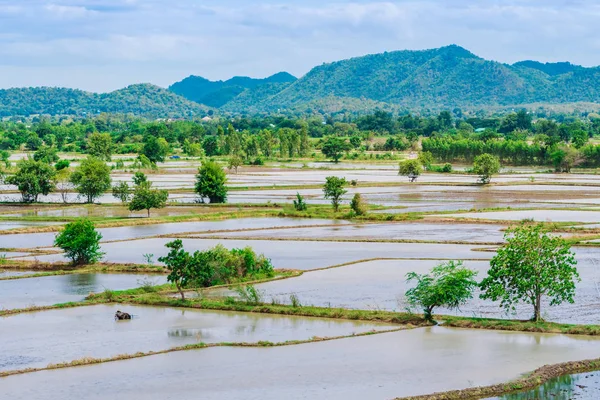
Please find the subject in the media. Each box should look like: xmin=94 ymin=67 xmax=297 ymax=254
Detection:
xmin=64 ymin=273 xmax=98 ymax=295
xmin=499 ymin=374 xmax=577 ymax=399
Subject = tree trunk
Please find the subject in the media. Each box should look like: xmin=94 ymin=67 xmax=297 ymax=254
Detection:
xmin=177 ymin=283 xmax=185 ymax=301
xmin=534 ymin=293 xmax=542 ymax=322
xmin=147 ymin=208 xmax=151 ymax=218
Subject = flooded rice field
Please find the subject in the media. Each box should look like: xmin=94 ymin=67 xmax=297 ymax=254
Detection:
xmin=491 ymin=371 xmax=600 ymax=399
xmin=2 ymin=327 xmax=599 ymax=400
xmin=0 ymin=269 xmax=35 ymax=278
xmin=0 ymin=304 xmax=394 ymax=372
xmin=237 ymin=253 xmax=600 ymax=324
xmin=0 ymin=221 xmax=63 ymax=231
xmin=0 ymin=273 xmax=167 ymax=310
xmin=20 ymin=239 xmax=492 ymax=269
xmin=446 ymin=209 xmax=600 ymax=223
xmin=196 ymin=221 xmax=507 ymax=243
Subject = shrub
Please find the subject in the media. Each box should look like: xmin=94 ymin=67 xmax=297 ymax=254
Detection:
xmin=55 ymin=160 xmax=70 ymax=171
xmin=54 ymin=219 xmax=104 ymax=265
xmin=195 ymin=161 xmax=228 ymax=203
xmin=350 ymin=193 xmax=367 ymax=216
xmin=293 ymin=193 xmax=307 ymax=211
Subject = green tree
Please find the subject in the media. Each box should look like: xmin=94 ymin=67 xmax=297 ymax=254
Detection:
xmin=142 ymin=136 xmax=169 ymax=163
xmin=55 ymin=160 xmax=70 ymax=171
xmin=551 ymin=146 xmax=581 ymax=173
xmin=228 ymin=155 xmax=242 ymax=174
xmin=87 ymin=133 xmax=114 ymax=161
xmin=158 ymin=239 xmax=192 ymax=300
xmin=112 ymin=181 xmax=131 ymax=204
xmin=417 ymin=151 xmax=435 ymax=170
xmin=195 ymin=161 xmax=228 ymax=203
xmin=349 ymin=135 xmax=362 ymax=149
xmin=473 ymin=153 xmax=500 ymax=184
xmin=128 ymin=181 xmax=169 ymax=217
xmin=350 ymin=193 xmax=367 ymax=216
xmin=480 ymin=224 xmax=579 ymax=322
xmin=406 ymin=260 xmax=478 ymax=321
xmin=54 ymin=219 xmax=104 ymax=265
xmin=132 ymin=171 xmax=148 ymax=186
xmin=571 ymin=130 xmax=589 ymax=149
xmin=321 ymin=136 xmax=350 ymax=163
xmin=323 ymin=176 xmax=347 ymax=212
xmin=182 ymin=139 xmax=204 ymax=157
xmin=70 ymin=157 xmax=112 ymax=203
xmin=398 ymin=159 xmax=423 ymax=181
xmin=6 ymin=159 xmax=56 ymax=202
xmin=33 ymin=145 xmax=59 ymax=164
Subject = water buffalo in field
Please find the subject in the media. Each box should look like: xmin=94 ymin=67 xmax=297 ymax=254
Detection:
xmin=114 ymin=311 xmax=132 ymax=320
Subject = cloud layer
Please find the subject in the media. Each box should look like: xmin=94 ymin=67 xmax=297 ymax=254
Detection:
xmin=1 ymin=1 xmax=599 ymax=92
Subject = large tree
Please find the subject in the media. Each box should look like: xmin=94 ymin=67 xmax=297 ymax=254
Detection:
xmin=54 ymin=219 xmax=104 ymax=265
xmin=6 ymin=159 xmax=56 ymax=202
xmin=195 ymin=161 xmax=228 ymax=203
xmin=473 ymin=153 xmax=500 ymax=184
xmin=480 ymin=224 xmax=579 ymax=322
xmin=87 ymin=132 xmax=114 ymax=161
xmin=70 ymin=157 xmax=112 ymax=203
xmin=321 ymin=136 xmax=350 ymax=163
xmin=128 ymin=180 xmax=169 ymax=217
xmin=142 ymin=136 xmax=169 ymax=163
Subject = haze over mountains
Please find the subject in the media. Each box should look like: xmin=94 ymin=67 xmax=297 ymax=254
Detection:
xmin=2 ymin=45 xmax=600 ymax=118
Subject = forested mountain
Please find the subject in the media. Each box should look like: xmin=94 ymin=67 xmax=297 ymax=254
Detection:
xmin=0 ymin=84 xmax=211 ymax=118
xmin=169 ymin=72 xmax=296 ymax=108
xmin=3 ymin=45 xmax=600 ymax=117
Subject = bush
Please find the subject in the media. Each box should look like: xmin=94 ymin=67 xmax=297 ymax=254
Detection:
xmin=251 ymin=157 xmax=265 ymax=166
xmin=441 ymin=163 xmax=453 ymax=173
xmin=55 ymin=160 xmax=70 ymax=171
xmin=54 ymin=219 xmax=104 ymax=265
xmin=293 ymin=193 xmax=307 ymax=211
xmin=195 ymin=161 xmax=228 ymax=203
xmin=350 ymin=193 xmax=367 ymax=216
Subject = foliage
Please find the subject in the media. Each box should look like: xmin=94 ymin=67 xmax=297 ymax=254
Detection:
xmin=112 ymin=181 xmax=131 ymax=204
xmin=418 ymin=151 xmax=435 ymax=169
xmin=142 ymin=136 xmax=170 ymax=163
xmin=128 ymin=181 xmax=169 ymax=217
xmin=398 ymin=159 xmax=423 ymax=180
xmin=321 ymin=136 xmax=350 ymax=163
xmin=5 ymin=159 xmax=56 ymax=202
xmin=550 ymin=146 xmax=582 ymax=173
xmin=87 ymin=133 xmax=114 ymax=161
xmin=473 ymin=153 xmax=500 ymax=184
xmin=293 ymin=192 xmax=307 ymax=211
xmin=55 ymin=160 xmax=70 ymax=171
xmin=480 ymin=224 xmax=579 ymax=322
xmin=158 ymin=240 xmax=275 ymax=300
xmin=350 ymin=193 xmax=367 ymax=216
xmin=54 ymin=219 xmax=104 ymax=265
xmin=132 ymin=172 xmax=148 ymax=186
xmin=33 ymin=145 xmax=59 ymax=164
xmin=234 ymin=285 xmax=264 ymax=305
xmin=323 ymin=176 xmax=347 ymax=212
xmin=195 ymin=160 xmax=228 ymax=203
xmin=406 ymin=260 xmax=478 ymax=321
xmin=70 ymin=157 xmax=112 ymax=203
xmin=228 ymin=155 xmax=242 ymax=174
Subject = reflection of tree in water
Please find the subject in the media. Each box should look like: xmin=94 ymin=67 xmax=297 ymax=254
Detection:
xmin=64 ymin=274 xmax=98 ymax=295
xmin=168 ymin=329 xmax=212 ymax=341
xmin=501 ymin=374 xmax=576 ymax=400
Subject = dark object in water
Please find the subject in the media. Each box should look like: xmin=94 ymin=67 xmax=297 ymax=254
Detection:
xmin=115 ymin=310 xmax=132 ymax=320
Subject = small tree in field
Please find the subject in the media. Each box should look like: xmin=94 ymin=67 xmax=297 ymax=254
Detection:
xmin=398 ymin=159 xmax=423 ymax=182
xmin=158 ymin=239 xmax=191 ymax=300
xmin=228 ymin=155 xmax=242 ymax=174
xmin=293 ymin=192 xmax=307 ymax=211
xmin=323 ymin=176 xmax=347 ymax=212
xmin=70 ymin=157 xmax=111 ymax=203
xmin=54 ymin=219 xmax=104 ymax=265
xmin=112 ymin=181 xmax=131 ymax=204
xmin=405 ymin=261 xmax=478 ymax=321
xmin=473 ymin=153 xmax=500 ymax=184
xmin=480 ymin=224 xmax=579 ymax=322
xmin=350 ymin=193 xmax=367 ymax=216
xmin=195 ymin=161 xmax=228 ymax=203
xmin=128 ymin=181 xmax=169 ymax=217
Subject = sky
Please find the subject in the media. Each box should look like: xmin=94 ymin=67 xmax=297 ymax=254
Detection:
xmin=1 ymin=0 xmax=600 ymax=92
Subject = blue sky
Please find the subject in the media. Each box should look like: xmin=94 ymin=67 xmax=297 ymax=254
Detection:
xmin=1 ymin=0 xmax=599 ymax=92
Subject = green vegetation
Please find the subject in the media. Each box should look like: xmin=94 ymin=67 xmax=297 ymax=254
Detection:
xmin=112 ymin=181 xmax=131 ymax=204
xmin=54 ymin=219 xmax=104 ymax=265
xmin=87 ymin=133 xmax=114 ymax=161
xmin=405 ymin=260 xmax=478 ymax=321
xmin=398 ymin=159 xmax=423 ymax=181
xmin=293 ymin=193 xmax=307 ymax=211
xmin=473 ymin=153 xmax=501 ymax=184
xmin=323 ymin=176 xmax=347 ymax=212
xmin=350 ymin=193 xmax=367 ymax=216
xmin=5 ymin=159 xmax=56 ymax=202
xmin=158 ymin=239 xmax=274 ymax=300
xmin=128 ymin=174 xmax=169 ymax=217
xmin=195 ymin=161 xmax=228 ymax=203
xmin=321 ymin=136 xmax=350 ymax=163
xmin=480 ymin=224 xmax=579 ymax=322
xmin=70 ymin=157 xmax=112 ymax=203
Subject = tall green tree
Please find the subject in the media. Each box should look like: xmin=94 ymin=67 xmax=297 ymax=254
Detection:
xmin=195 ymin=161 xmax=228 ymax=203
xmin=323 ymin=176 xmax=347 ymax=212
xmin=398 ymin=159 xmax=423 ymax=181
xmin=6 ymin=159 xmax=56 ymax=202
xmin=128 ymin=180 xmax=169 ymax=217
xmin=70 ymin=157 xmax=112 ymax=203
xmin=321 ymin=136 xmax=350 ymax=163
xmin=142 ymin=136 xmax=169 ymax=163
xmin=480 ymin=224 xmax=579 ymax=322
xmin=406 ymin=261 xmax=478 ymax=321
xmin=33 ymin=145 xmax=59 ymax=164
xmin=87 ymin=133 xmax=114 ymax=161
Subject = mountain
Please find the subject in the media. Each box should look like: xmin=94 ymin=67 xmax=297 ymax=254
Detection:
xmin=0 ymin=84 xmax=211 ymax=118
xmin=256 ymin=45 xmax=600 ymax=111
xmin=169 ymin=72 xmax=296 ymax=108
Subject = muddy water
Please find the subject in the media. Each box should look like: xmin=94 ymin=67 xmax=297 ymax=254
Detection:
xmin=3 ymin=327 xmax=600 ymax=400
xmin=0 ymin=217 xmax=348 ymax=249
xmin=491 ymin=371 xmax=600 ymax=399
xmin=0 ymin=270 xmax=35 ymax=278
xmin=197 ymin=222 xmax=506 ymax=243
xmin=21 ymin=239 xmax=492 ymax=269
xmin=446 ymin=209 xmax=600 ymax=223
xmin=244 ymin=255 xmax=600 ymax=324
xmin=0 ymin=304 xmax=394 ymax=372
xmin=0 ymin=274 xmax=167 ymax=310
